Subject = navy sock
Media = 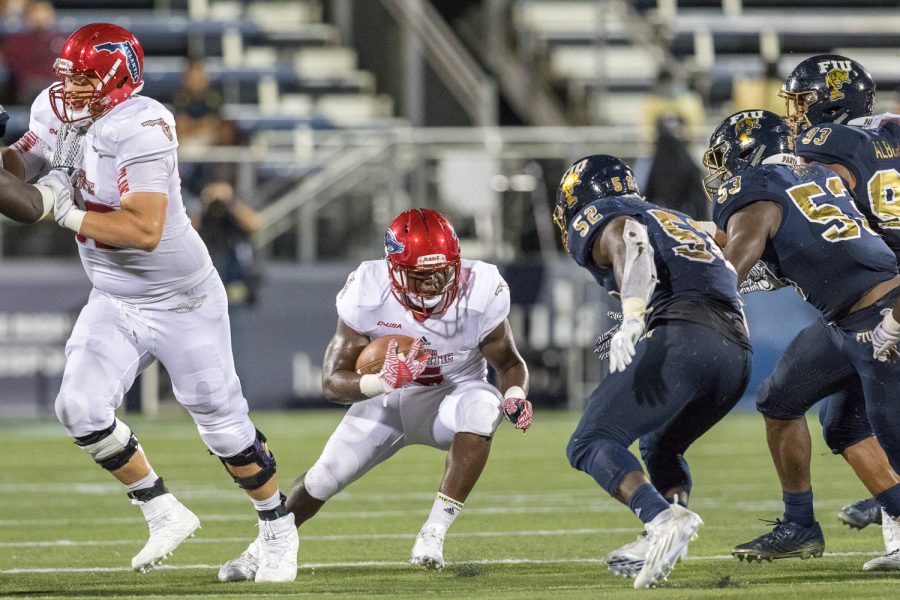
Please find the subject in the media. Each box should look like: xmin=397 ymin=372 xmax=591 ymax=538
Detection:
xmin=783 ymin=490 xmax=815 ymax=527
xmin=876 ymin=483 xmax=900 ymax=520
xmin=629 ymin=483 xmax=671 ymax=525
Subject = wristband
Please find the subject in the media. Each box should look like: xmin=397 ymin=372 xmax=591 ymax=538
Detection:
xmin=504 ymin=385 xmax=526 ymax=400
xmin=360 ymin=373 xmax=389 ymax=398
xmin=63 ymin=208 xmax=86 ymax=233
xmin=621 ymin=297 xmax=648 ymax=320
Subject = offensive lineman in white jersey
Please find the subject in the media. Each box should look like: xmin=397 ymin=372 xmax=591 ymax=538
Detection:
xmin=0 ymin=24 xmax=298 ymax=581
xmin=219 ymin=208 xmax=533 ymax=580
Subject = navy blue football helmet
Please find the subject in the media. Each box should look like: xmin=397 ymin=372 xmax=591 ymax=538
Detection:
xmin=780 ymin=54 xmax=875 ymax=133
xmin=703 ymin=109 xmax=794 ymax=200
xmin=552 ymin=154 xmax=639 ymax=253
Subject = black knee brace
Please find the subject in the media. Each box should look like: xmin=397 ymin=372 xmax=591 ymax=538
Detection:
xmin=74 ymin=420 xmax=140 ymax=471
xmin=220 ymin=429 xmax=277 ymax=490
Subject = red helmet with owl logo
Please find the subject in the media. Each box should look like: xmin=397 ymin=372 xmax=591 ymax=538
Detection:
xmin=48 ymin=23 xmax=144 ymax=124
xmin=385 ymin=209 xmax=461 ymax=319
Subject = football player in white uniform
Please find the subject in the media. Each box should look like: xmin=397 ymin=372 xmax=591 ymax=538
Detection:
xmin=219 ymin=208 xmax=533 ymax=580
xmin=0 ymin=24 xmax=298 ymax=581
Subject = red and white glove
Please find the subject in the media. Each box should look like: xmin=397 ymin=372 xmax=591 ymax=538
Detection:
xmin=378 ymin=338 xmax=428 ymax=388
xmin=503 ymin=386 xmax=532 ymax=433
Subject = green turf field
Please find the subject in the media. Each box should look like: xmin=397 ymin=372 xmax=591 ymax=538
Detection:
xmin=0 ymin=409 xmax=895 ymax=599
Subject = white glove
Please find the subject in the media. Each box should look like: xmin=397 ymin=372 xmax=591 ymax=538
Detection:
xmin=872 ymin=308 xmax=900 ymax=362
xmin=609 ymin=316 xmax=645 ymax=373
xmin=36 ymin=170 xmax=85 ymax=232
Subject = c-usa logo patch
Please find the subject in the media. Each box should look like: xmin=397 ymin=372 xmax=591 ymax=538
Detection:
xmin=385 ymin=228 xmax=405 ymax=254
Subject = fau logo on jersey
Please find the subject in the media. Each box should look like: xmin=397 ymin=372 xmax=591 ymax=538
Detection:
xmin=94 ymin=41 xmax=141 ymax=83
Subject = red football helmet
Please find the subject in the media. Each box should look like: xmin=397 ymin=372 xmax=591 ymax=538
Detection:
xmin=49 ymin=23 xmax=144 ymax=124
xmin=385 ymin=209 xmax=461 ymax=318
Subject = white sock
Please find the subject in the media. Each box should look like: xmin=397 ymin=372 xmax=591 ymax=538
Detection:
xmin=422 ymin=492 xmax=463 ymax=533
xmin=126 ymin=470 xmax=159 ymax=494
xmin=252 ymin=489 xmax=283 ymax=513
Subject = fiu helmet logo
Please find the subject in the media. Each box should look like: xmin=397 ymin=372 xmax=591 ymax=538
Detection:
xmin=729 ymin=111 xmax=762 ymax=145
xmin=561 ymin=171 xmax=581 ymax=208
xmin=825 ymin=68 xmax=851 ymax=101
xmin=94 ymin=41 xmax=141 ymax=83
xmin=384 ymin=228 xmax=405 ymax=254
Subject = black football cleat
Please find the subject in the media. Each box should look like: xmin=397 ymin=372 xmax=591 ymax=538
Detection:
xmin=838 ymin=498 xmax=882 ymax=530
xmin=732 ymin=519 xmax=825 ymax=563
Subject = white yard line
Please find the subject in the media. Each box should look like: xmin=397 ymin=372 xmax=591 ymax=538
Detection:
xmin=0 ymin=527 xmax=638 ymax=548
xmin=0 ymin=552 xmax=882 ymax=575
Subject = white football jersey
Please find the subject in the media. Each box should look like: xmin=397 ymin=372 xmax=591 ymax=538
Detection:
xmin=336 ymin=258 xmax=511 ymax=386
xmin=26 ymin=89 xmax=213 ymax=299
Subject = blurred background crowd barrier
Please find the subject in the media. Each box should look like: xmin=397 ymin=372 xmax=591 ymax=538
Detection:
xmin=0 ymin=0 xmax=889 ymax=416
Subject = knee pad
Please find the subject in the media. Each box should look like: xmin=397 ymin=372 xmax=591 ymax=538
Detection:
xmin=822 ymin=415 xmax=874 ymax=455
xmin=74 ymin=418 xmax=140 ymax=471
xmin=220 ymin=429 xmax=276 ymax=490
xmin=457 ymin=397 xmax=503 ymax=437
xmin=305 ymin=461 xmax=340 ymax=501
xmin=566 ymin=436 xmax=639 ymax=495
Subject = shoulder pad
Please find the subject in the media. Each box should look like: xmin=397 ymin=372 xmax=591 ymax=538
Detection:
xmin=97 ymin=97 xmax=178 ymax=168
xmin=794 ymin=123 xmax=864 ymax=165
xmin=27 ymin=86 xmax=60 ymax=146
xmin=567 ymin=196 xmax=646 ymax=268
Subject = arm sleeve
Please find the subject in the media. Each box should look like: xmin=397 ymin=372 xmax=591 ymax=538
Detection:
xmin=477 ymin=268 xmax=511 ymax=343
xmin=335 ymin=268 xmax=368 ymax=334
xmin=119 ymin=155 xmax=174 ymax=196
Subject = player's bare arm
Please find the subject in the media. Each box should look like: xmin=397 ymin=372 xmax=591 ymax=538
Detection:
xmin=479 ymin=319 xmax=528 ymax=394
xmin=321 ymin=317 xmax=374 ymax=404
xmin=723 ymin=201 xmax=782 ymax=283
xmin=79 ymin=191 xmax=167 ymax=251
xmin=0 ymin=167 xmax=51 ymax=223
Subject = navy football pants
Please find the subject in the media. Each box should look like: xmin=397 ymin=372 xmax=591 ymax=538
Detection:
xmin=756 ymin=318 xmax=873 ymax=454
xmin=567 ymin=320 xmax=751 ymax=497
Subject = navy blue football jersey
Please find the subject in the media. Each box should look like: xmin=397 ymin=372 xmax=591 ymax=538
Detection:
xmin=568 ymin=194 xmax=743 ymax=318
xmin=795 ymin=118 xmax=900 ymax=258
xmin=713 ymin=163 xmax=898 ymax=320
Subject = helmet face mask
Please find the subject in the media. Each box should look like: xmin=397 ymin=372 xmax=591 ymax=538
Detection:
xmin=385 ymin=209 xmax=461 ymax=319
xmin=553 ymin=154 xmax=640 ymax=255
xmin=780 ymin=54 xmax=875 ymax=134
xmin=48 ymin=23 xmax=145 ymax=124
xmin=703 ymin=110 xmax=795 ymax=201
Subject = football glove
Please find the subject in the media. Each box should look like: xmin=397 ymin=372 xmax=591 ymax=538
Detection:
xmin=871 ymin=308 xmax=900 ymax=363
xmin=378 ymin=337 xmax=428 ymax=389
xmin=502 ymin=387 xmax=532 ymax=433
xmin=609 ymin=316 xmax=645 ymax=373
xmin=740 ymin=260 xmax=788 ymax=294
xmin=36 ymin=170 xmax=85 ymax=232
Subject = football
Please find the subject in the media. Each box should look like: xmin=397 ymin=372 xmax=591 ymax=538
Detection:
xmin=355 ymin=334 xmax=424 ymax=374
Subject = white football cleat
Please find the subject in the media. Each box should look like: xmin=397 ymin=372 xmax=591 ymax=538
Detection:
xmin=218 ymin=537 xmax=261 ymax=582
xmin=864 ymin=512 xmax=900 ymax=571
xmin=410 ymin=525 xmax=446 ymax=570
xmin=219 ymin=514 xmax=299 ymax=583
xmin=633 ymin=504 xmax=703 ymax=590
xmin=605 ymin=531 xmax=650 ymax=578
xmin=131 ymin=493 xmax=201 ymax=573
xmin=864 ymin=548 xmax=900 ymax=571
